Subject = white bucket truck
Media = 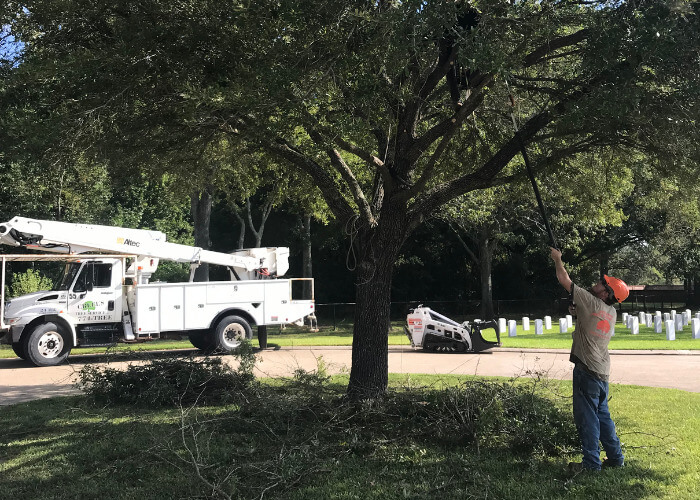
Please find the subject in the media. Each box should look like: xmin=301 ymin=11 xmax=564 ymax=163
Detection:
xmin=0 ymin=216 xmax=314 ymax=366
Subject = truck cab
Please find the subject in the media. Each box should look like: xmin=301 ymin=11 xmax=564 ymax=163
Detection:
xmin=62 ymin=258 xmax=123 ymax=326
xmin=3 ymin=257 xmax=126 ymax=365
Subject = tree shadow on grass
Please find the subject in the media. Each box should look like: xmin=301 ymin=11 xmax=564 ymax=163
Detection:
xmin=0 ymin=388 xmax=684 ymax=500
xmin=0 ymin=397 xmax=215 ymax=499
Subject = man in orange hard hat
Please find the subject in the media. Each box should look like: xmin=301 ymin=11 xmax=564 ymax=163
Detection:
xmin=550 ymin=247 xmax=629 ymax=472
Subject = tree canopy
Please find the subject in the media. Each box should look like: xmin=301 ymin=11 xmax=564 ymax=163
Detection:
xmin=2 ymin=0 xmax=698 ymax=398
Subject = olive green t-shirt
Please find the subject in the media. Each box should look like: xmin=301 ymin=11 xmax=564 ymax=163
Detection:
xmin=570 ymin=283 xmax=617 ymax=380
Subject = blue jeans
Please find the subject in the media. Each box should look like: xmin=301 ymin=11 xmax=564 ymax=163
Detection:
xmin=572 ymin=365 xmax=624 ymax=470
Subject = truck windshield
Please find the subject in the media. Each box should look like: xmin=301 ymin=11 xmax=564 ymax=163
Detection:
xmin=56 ymin=263 xmax=82 ymax=291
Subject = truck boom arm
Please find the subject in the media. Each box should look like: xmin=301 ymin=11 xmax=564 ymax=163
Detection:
xmin=0 ymin=216 xmax=288 ymax=279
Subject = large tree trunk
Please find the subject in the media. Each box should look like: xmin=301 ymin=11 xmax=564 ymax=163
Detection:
xmin=599 ymin=252 xmax=610 ymax=279
xmin=450 ymin=225 xmax=496 ymax=319
xmin=190 ymin=189 xmax=212 ymax=282
xmin=299 ymin=214 xmax=313 ymax=299
xmin=479 ymin=231 xmax=496 ymax=319
xmin=246 ymin=197 xmax=273 ymax=248
xmin=232 ymin=207 xmax=246 ymax=249
xmin=347 ymin=205 xmax=407 ymax=400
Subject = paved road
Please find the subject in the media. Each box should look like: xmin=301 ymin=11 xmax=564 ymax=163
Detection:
xmin=1 ymin=346 xmax=699 ymax=406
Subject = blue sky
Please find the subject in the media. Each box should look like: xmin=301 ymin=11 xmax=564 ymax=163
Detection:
xmin=1 ymin=24 xmax=23 ymax=61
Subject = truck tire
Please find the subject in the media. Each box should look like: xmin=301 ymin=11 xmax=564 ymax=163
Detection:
xmin=188 ymin=331 xmax=215 ymax=352
xmin=214 ymin=315 xmax=253 ymax=352
xmin=12 ymin=342 xmax=26 ymax=360
xmin=22 ymin=322 xmax=72 ymax=367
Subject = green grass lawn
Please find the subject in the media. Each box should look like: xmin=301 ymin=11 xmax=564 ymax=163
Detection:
xmin=1 ymin=373 xmax=699 ymax=499
xmin=1 ymin=317 xmax=699 ymax=360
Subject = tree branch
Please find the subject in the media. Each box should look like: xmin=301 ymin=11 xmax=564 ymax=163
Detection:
xmin=450 ymin=223 xmax=480 ymax=266
xmin=306 ymin=128 xmax=377 ymax=227
xmin=394 ymin=45 xmax=459 ymax=168
xmin=261 ymin=139 xmax=355 ymax=223
xmin=407 ymin=109 xmax=553 ymax=229
xmin=409 ymin=74 xmax=493 ymax=164
xmin=401 ymin=92 xmax=487 ymax=202
xmin=523 ymin=29 xmax=590 ymax=67
xmin=407 ymin=48 xmax=641 ymax=229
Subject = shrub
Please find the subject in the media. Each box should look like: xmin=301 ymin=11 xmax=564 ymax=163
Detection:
xmin=7 ymin=268 xmax=54 ymax=298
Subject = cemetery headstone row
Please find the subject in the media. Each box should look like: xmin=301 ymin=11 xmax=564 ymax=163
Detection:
xmin=497 ymin=307 xmax=700 ymax=342
xmin=621 ymin=308 xmax=700 ymax=341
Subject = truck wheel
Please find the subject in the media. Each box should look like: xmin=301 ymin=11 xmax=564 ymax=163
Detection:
xmin=188 ymin=331 xmax=215 ymax=352
xmin=22 ymin=322 xmax=72 ymax=367
xmin=11 ymin=342 xmax=26 ymax=360
xmin=214 ymin=315 xmax=253 ymax=352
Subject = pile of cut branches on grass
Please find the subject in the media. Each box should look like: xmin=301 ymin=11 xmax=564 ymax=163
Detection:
xmin=75 ymin=342 xmax=258 ymax=407
xmin=73 ymin=351 xmax=578 ymax=498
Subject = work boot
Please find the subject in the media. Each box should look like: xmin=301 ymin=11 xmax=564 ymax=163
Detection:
xmin=602 ymin=458 xmax=625 ymax=469
xmin=568 ymin=461 xmax=600 ymax=473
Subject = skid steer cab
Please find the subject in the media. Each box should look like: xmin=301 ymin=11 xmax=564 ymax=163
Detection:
xmin=405 ymin=306 xmax=501 ymax=353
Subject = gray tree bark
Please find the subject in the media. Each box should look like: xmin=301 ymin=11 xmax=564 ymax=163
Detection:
xmin=190 ymin=188 xmax=212 ymax=282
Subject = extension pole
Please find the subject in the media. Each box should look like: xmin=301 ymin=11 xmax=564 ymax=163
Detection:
xmin=508 ymin=95 xmax=574 ymax=309
xmin=509 ymin=95 xmax=559 ymax=250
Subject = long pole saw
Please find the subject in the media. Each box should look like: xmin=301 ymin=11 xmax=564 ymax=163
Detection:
xmin=509 ymin=95 xmax=576 ymax=308
xmin=508 ymin=95 xmax=559 ymax=250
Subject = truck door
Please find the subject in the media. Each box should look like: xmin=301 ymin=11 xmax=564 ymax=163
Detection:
xmin=67 ymin=261 xmax=119 ymax=323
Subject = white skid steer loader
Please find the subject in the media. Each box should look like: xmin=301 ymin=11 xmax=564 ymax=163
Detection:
xmin=405 ymin=306 xmax=501 ymax=352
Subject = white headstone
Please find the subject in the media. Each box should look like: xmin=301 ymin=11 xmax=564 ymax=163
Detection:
xmin=626 ymin=315 xmax=634 ymax=328
xmin=685 ymin=309 xmax=692 ymax=325
xmin=566 ymin=314 xmax=573 ymax=330
xmin=655 ymin=310 xmax=662 ymax=317
xmin=695 ymin=312 xmax=700 ymax=321
xmin=671 ymin=310 xmax=677 ymax=320
xmin=630 ymin=316 xmax=639 ymax=335
xmin=559 ymin=318 xmax=568 ymax=333
xmin=544 ymin=316 xmax=552 ymax=330
xmin=621 ymin=312 xmax=629 ymax=326
xmin=666 ymin=320 xmax=676 ymax=341
xmin=654 ymin=315 xmax=663 ymax=333
xmin=498 ymin=318 xmax=507 ymax=334
xmin=535 ymin=319 xmax=544 ymax=335
xmin=645 ymin=314 xmax=652 ymax=328
xmin=638 ymin=312 xmax=646 ymax=324
xmin=522 ymin=317 xmax=530 ymax=331
xmin=508 ymin=320 xmax=517 ymax=337
xmin=675 ymin=314 xmax=683 ymax=332
xmin=664 ymin=312 xmax=670 ymax=322
xmin=692 ymin=318 xmax=700 ymax=340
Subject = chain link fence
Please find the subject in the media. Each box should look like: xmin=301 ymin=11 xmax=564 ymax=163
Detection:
xmin=313 ymin=292 xmax=693 ymax=330
xmin=314 ymin=299 xmax=564 ymax=330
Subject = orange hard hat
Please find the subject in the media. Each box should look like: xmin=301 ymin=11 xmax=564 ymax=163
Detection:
xmin=603 ymin=274 xmax=629 ymax=303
